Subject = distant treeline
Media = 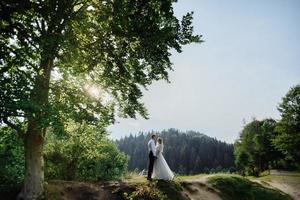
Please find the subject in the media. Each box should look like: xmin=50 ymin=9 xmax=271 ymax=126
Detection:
xmin=116 ymin=129 xmax=235 ymax=175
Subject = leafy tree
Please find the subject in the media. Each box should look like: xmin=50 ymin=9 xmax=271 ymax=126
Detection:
xmin=234 ymin=119 xmax=281 ymax=176
xmin=273 ymin=85 xmax=300 ymax=167
xmin=0 ymin=126 xmax=24 ymax=195
xmin=0 ymin=0 xmax=201 ymax=198
xmin=234 ymin=143 xmax=250 ymax=176
xmin=44 ymin=121 xmax=127 ymax=181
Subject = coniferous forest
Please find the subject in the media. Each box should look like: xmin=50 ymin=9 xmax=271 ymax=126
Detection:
xmin=116 ymin=129 xmax=235 ymax=174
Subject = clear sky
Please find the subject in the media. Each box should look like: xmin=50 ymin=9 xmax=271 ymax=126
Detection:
xmin=108 ymin=0 xmax=300 ymax=143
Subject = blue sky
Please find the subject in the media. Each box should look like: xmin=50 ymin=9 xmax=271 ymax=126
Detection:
xmin=108 ymin=0 xmax=300 ymax=143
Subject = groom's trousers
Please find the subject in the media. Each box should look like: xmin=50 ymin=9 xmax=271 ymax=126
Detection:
xmin=147 ymin=151 xmax=155 ymax=179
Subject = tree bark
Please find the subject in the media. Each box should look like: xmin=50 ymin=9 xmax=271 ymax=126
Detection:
xmin=18 ymin=57 xmax=53 ymax=200
xmin=18 ymin=122 xmax=45 ymax=200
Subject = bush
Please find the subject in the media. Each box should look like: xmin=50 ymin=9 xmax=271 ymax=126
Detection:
xmin=124 ymin=182 xmax=167 ymax=200
xmin=44 ymin=121 xmax=128 ymax=181
xmin=0 ymin=126 xmax=24 ymax=194
xmin=124 ymin=180 xmax=187 ymax=200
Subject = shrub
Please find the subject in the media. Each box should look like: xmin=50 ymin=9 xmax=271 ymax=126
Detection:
xmin=124 ymin=182 xmax=167 ymax=200
xmin=44 ymin=121 xmax=128 ymax=181
xmin=124 ymin=180 xmax=188 ymax=200
xmin=0 ymin=126 xmax=24 ymax=194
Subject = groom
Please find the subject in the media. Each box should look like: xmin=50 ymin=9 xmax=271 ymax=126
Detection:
xmin=147 ymin=133 xmax=156 ymax=180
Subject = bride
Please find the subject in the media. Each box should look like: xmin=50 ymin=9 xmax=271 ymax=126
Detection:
xmin=152 ymin=137 xmax=174 ymax=180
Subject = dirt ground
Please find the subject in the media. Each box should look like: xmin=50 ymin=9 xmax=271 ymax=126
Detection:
xmin=45 ymin=179 xmax=223 ymax=200
xmin=254 ymin=170 xmax=300 ymax=200
xmin=45 ymin=180 xmax=132 ymax=200
xmin=41 ymin=171 xmax=299 ymax=200
xmin=182 ymin=181 xmax=222 ymax=200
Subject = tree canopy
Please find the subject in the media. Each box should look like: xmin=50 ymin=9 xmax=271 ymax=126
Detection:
xmin=272 ymin=84 xmax=300 ymax=165
xmin=0 ymin=1 xmax=201 ymax=199
xmin=234 ymin=118 xmax=282 ymax=176
xmin=0 ymin=0 xmax=202 ymax=131
xmin=234 ymin=85 xmax=300 ymax=176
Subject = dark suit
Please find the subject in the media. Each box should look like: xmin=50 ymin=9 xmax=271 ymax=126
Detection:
xmin=147 ymin=151 xmax=155 ymax=179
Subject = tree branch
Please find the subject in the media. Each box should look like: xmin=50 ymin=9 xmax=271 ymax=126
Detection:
xmin=35 ymin=18 xmax=42 ymax=33
xmin=3 ymin=118 xmax=25 ymax=140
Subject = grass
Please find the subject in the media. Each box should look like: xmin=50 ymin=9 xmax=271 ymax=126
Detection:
xmin=254 ymin=171 xmax=300 ymax=182
xmin=124 ymin=172 xmax=147 ymax=184
xmin=155 ymin=180 xmax=189 ymax=200
xmin=208 ymin=174 xmax=292 ymax=200
xmin=123 ymin=178 xmax=189 ymax=200
xmin=176 ymin=173 xmax=208 ymax=182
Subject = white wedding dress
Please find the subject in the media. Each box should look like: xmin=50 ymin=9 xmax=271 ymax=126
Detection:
xmin=152 ymin=144 xmax=174 ymax=180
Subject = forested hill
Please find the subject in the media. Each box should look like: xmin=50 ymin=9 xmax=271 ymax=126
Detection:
xmin=116 ymin=129 xmax=235 ymax=175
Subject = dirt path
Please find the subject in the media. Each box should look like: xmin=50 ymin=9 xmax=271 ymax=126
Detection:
xmin=267 ymin=181 xmax=300 ymax=200
xmin=182 ymin=181 xmax=222 ymax=200
xmin=254 ymin=171 xmax=300 ymax=200
xmin=179 ymin=175 xmax=223 ymax=200
xmin=181 ymin=172 xmax=300 ymax=200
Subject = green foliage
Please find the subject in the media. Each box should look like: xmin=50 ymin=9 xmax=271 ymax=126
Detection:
xmin=124 ymin=169 xmax=140 ymax=180
xmin=124 ymin=180 xmax=187 ymax=200
xmin=155 ymin=180 xmax=188 ymax=200
xmin=44 ymin=121 xmax=128 ymax=181
xmin=0 ymin=126 xmax=24 ymax=193
xmin=0 ymin=1 xmax=200 ymax=196
xmin=273 ymin=84 xmax=300 ymax=167
xmin=234 ymin=119 xmax=282 ymax=176
xmin=0 ymin=0 xmax=202 ymax=132
xmin=124 ymin=182 xmax=167 ymax=200
xmin=208 ymin=175 xmax=292 ymax=200
xmin=234 ymin=147 xmax=250 ymax=175
xmin=235 ymin=85 xmax=300 ymax=174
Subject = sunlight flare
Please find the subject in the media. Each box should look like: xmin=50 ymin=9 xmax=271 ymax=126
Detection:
xmin=86 ymin=84 xmax=102 ymax=99
xmin=84 ymin=84 xmax=112 ymax=106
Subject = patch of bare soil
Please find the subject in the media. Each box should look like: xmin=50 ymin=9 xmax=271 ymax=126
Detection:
xmin=267 ymin=181 xmax=300 ymax=200
xmin=46 ymin=180 xmax=132 ymax=200
xmin=46 ymin=178 xmax=224 ymax=200
xmin=181 ymin=181 xmax=222 ymax=200
xmin=255 ymin=171 xmax=300 ymax=200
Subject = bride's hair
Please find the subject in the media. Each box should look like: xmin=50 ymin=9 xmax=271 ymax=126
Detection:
xmin=157 ymin=137 xmax=164 ymax=152
xmin=157 ymin=137 xmax=163 ymax=144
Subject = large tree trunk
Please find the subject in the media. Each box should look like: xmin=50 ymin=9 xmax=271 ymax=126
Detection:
xmin=18 ymin=122 xmax=45 ymax=200
xmin=18 ymin=58 xmax=53 ymax=200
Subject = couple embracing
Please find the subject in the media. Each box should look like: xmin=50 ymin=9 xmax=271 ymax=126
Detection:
xmin=147 ymin=133 xmax=174 ymax=181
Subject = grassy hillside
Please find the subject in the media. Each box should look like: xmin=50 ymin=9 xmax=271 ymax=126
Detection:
xmin=249 ymin=170 xmax=300 ymax=200
xmin=42 ymin=171 xmax=299 ymax=200
xmin=208 ymin=174 xmax=291 ymax=200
